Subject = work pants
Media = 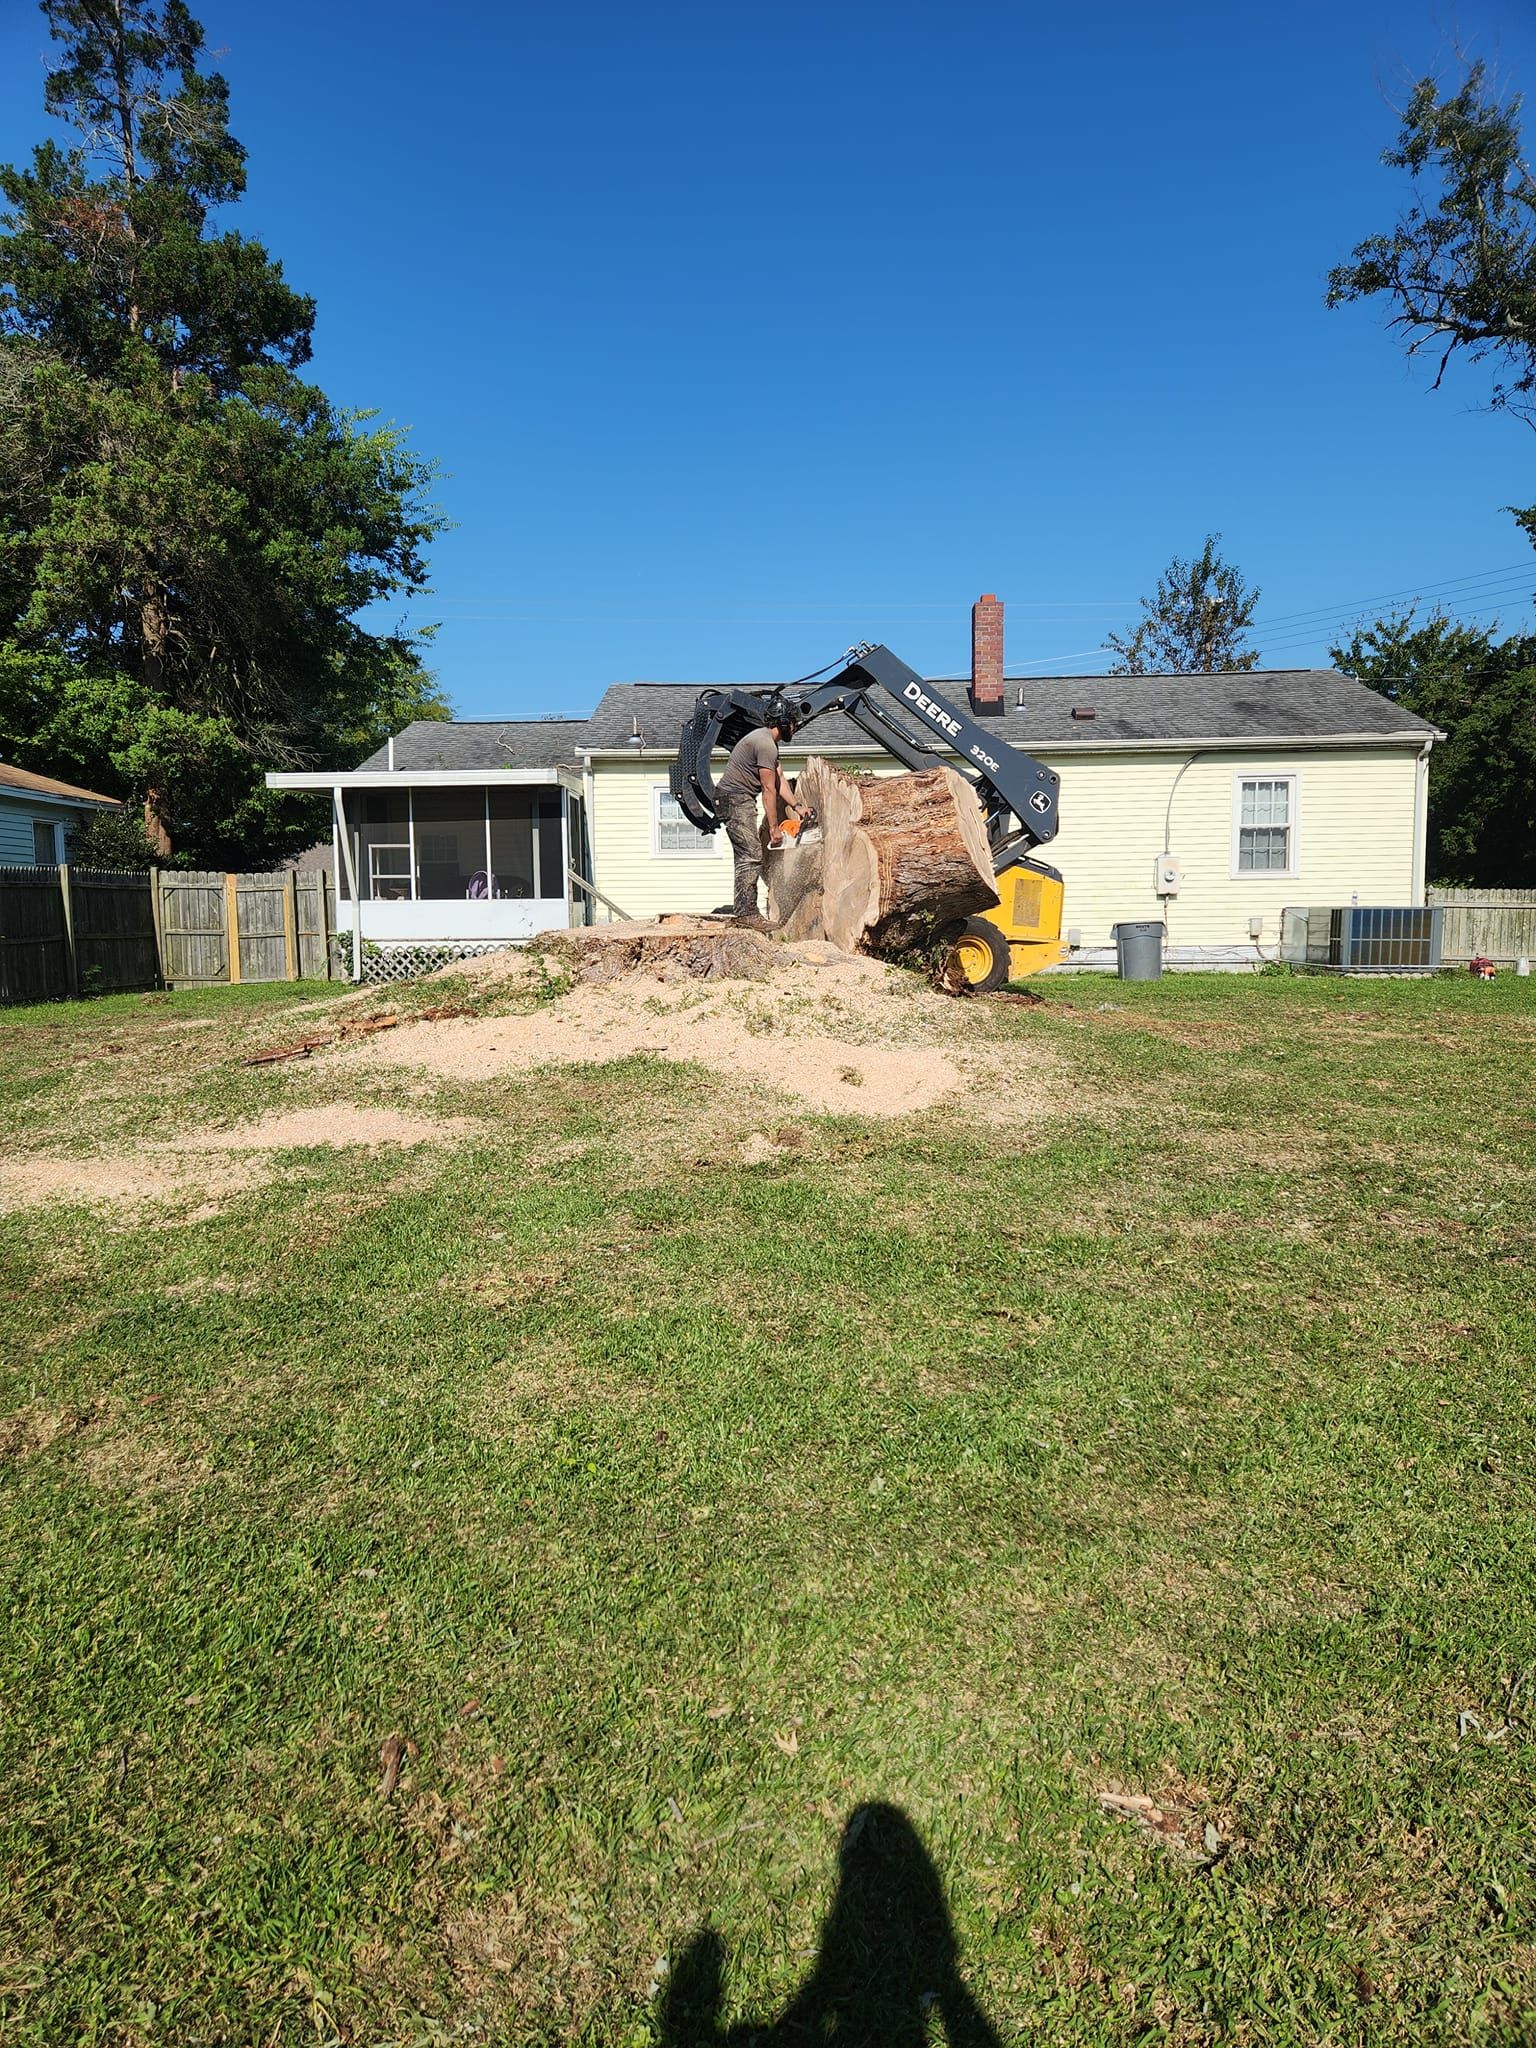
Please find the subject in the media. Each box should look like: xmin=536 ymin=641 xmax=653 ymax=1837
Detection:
xmin=719 ymin=793 xmax=762 ymax=917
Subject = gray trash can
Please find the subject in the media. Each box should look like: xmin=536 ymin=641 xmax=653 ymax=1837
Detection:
xmin=1113 ymin=920 xmax=1164 ymax=981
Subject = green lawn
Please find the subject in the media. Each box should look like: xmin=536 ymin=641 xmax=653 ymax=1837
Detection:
xmin=1 ymin=968 xmax=1534 ymax=2045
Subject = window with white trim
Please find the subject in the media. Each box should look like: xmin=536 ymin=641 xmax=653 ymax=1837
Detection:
xmin=1234 ymin=776 xmax=1296 ymax=874
xmin=652 ymin=785 xmax=720 ymax=857
xmin=368 ymin=842 xmax=412 ymax=899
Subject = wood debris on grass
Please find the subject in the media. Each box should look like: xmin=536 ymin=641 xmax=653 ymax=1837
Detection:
xmin=377 ymin=1732 xmax=417 ymax=1801
xmin=242 ymin=1003 xmax=477 ymax=1065
xmin=1095 ymin=1786 xmax=1231 ymax=1869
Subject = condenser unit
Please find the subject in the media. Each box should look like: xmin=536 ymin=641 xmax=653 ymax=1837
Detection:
xmin=1280 ymin=906 xmax=1443 ymax=973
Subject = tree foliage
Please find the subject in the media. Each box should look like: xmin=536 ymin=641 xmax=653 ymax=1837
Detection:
xmin=67 ymin=803 xmax=164 ymax=870
xmin=1327 ymin=65 xmax=1536 ymax=422
xmin=1332 ymin=610 xmax=1536 ymax=886
xmin=0 ymin=1 xmax=448 ymax=866
xmin=1105 ymin=535 xmax=1260 ymax=675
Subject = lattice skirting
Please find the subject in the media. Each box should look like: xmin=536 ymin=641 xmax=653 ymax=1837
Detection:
xmin=329 ymin=938 xmax=520 ymax=985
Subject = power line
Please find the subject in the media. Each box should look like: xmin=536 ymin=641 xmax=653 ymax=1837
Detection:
xmin=1251 ymin=563 xmax=1535 ymax=633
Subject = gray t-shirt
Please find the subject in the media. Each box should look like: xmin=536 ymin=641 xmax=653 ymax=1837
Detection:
xmin=716 ymin=726 xmax=778 ymax=804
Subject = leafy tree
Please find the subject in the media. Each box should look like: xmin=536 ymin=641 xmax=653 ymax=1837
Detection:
xmin=1106 ymin=535 xmax=1260 ymax=675
xmin=67 ymin=805 xmax=163 ymax=870
xmin=0 ymin=1 xmax=448 ymax=866
xmin=1331 ymin=611 xmax=1536 ymax=886
xmin=1327 ymin=65 xmax=1536 ymax=421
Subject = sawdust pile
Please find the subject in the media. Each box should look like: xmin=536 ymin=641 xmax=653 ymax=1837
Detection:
xmin=341 ymin=937 xmax=1028 ymax=1121
xmin=3 ymin=931 xmax=1055 ymax=1218
xmin=0 ymin=1105 xmax=474 ymax=1216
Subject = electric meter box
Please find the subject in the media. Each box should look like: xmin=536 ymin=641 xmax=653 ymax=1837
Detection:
xmin=1153 ymin=853 xmax=1182 ymax=897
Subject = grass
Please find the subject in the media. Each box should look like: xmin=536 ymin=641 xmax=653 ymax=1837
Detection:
xmin=1 ymin=967 xmax=1534 ymax=2045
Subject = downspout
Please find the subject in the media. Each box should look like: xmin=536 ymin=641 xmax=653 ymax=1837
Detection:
xmin=1160 ymin=749 xmax=1212 ymax=954
xmin=1411 ymin=738 xmax=1432 ymax=905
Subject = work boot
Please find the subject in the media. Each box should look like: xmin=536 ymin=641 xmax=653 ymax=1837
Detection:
xmin=732 ymin=912 xmax=777 ymax=934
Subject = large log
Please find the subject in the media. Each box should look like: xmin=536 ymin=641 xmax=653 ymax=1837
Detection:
xmin=765 ymin=756 xmax=999 ymax=954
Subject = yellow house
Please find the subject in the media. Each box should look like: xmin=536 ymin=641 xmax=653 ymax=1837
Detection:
xmin=575 ymin=669 xmax=1438 ymax=968
xmin=271 ymin=658 xmax=1438 ymax=973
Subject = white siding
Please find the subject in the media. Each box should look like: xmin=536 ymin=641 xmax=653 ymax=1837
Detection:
xmin=1042 ymin=746 xmax=1424 ymax=948
xmin=0 ymin=796 xmax=83 ymax=867
xmin=587 ymin=743 xmax=1426 ymax=951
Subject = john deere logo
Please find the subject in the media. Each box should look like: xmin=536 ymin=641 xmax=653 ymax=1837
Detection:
xmin=1028 ymin=790 xmax=1052 ymax=814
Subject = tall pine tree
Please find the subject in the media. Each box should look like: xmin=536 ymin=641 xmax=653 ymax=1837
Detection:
xmin=0 ymin=1 xmax=447 ymax=864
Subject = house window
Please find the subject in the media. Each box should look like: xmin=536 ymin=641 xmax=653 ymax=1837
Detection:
xmin=1234 ymin=776 xmax=1297 ymax=875
xmin=653 ymin=786 xmax=720 ymax=857
xmin=32 ymin=820 xmax=59 ymax=866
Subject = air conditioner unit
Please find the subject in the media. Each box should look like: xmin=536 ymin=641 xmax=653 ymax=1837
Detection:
xmin=1281 ymin=906 xmax=1442 ymax=973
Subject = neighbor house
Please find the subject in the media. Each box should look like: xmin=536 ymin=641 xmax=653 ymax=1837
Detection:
xmin=0 ymin=760 xmax=123 ymax=867
xmin=267 ymin=597 xmax=1440 ymax=968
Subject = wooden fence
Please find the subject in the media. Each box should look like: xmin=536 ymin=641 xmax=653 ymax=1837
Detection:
xmin=0 ymin=866 xmax=159 ymax=1003
xmin=1426 ymin=887 xmax=1536 ymax=964
xmin=0 ymin=865 xmax=334 ymax=1004
xmin=156 ymin=870 xmax=332 ymax=987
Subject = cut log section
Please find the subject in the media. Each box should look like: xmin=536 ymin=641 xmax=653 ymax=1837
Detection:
xmin=765 ymin=757 xmax=999 ymax=955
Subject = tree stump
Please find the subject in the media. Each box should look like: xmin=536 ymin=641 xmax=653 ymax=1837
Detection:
xmin=543 ymin=919 xmax=776 ymax=982
xmin=765 ymin=757 xmax=999 ymax=954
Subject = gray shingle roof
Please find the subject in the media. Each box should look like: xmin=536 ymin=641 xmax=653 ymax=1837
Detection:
xmin=581 ymin=669 xmax=1438 ymax=752
xmin=353 ymin=718 xmax=585 ymax=771
xmin=351 ymin=668 xmax=1436 ymax=776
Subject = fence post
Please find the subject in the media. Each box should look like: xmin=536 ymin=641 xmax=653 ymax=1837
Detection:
xmin=57 ymin=863 xmax=79 ymax=996
xmin=224 ymin=871 xmax=241 ymax=984
xmin=282 ymin=869 xmax=299 ymax=982
xmin=149 ymin=867 xmax=166 ymax=988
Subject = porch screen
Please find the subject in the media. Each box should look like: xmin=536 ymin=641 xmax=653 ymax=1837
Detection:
xmin=412 ymin=789 xmax=488 ymax=899
xmin=536 ymin=798 xmax=562 ymax=898
xmin=348 ymin=791 xmax=410 ymax=900
xmin=489 ymin=789 xmax=535 ymax=898
xmin=488 ymin=790 xmax=563 ymax=898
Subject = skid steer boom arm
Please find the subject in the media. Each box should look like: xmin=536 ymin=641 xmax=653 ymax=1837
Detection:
xmin=667 ymin=643 xmax=1060 ymax=864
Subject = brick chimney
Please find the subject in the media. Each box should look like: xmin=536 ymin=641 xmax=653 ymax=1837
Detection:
xmin=970 ymin=592 xmax=1004 ymax=715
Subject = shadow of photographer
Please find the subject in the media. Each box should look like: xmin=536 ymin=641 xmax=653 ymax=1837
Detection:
xmin=658 ymin=1801 xmax=1001 ymax=2047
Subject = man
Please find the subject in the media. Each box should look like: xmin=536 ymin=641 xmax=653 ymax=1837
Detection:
xmin=715 ymin=710 xmax=805 ymax=929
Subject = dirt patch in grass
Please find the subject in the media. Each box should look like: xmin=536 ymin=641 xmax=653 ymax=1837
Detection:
xmin=464 ymin=1345 xmax=653 ymax=1431
xmin=0 ymin=1105 xmax=479 ymax=1216
xmin=0 ymin=1151 xmax=267 ymax=1216
xmin=1 ymin=1394 xmax=197 ymax=1491
xmin=0 ymin=1396 xmax=110 ymax=1459
xmin=75 ymin=1424 xmax=197 ymax=1494
xmin=173 ymin=1104 xmax=477 ymax=1152
xmin=335 ymin=946 xmax=1064 ymax=1124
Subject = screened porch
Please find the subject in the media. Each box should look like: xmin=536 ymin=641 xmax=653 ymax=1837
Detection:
xmin=263 ymin=769 xmax=590 ymax=944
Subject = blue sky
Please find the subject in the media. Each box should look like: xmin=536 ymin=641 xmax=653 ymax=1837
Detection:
xmin=5 ymin=0 xmax=1536 ymax=714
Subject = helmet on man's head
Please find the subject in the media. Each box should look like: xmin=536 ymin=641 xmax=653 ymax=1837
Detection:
xmin=764 ymin=693 xmax=798 ymax=738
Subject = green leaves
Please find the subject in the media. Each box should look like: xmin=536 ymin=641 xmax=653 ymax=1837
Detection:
xmin=1327 ymin=64 xmax=1536 ymax=420
xmin=1331 ymin=610 xmax=1536 ymax=887
xmin=1106 ymin=534 xmax=1261 ymax=676
xmin=0 ymin=2 xmax=442 ymax=864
